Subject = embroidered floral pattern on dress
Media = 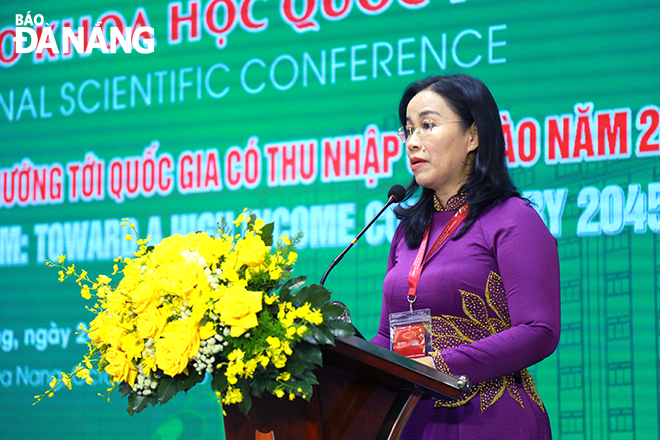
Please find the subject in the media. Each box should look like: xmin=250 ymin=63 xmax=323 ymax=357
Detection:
xmin=430 ymin=271 xmax=545 ymax=413
xmin=434 ymin=193 xmax=468 ymax=212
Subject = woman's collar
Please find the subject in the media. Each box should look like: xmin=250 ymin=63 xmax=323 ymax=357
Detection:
xmin=433 ymin=193 xmax=467 ymax=212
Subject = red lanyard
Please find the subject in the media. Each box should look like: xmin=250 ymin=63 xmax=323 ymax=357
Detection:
xmin=407 ymin=204 xmax=469 ymax=311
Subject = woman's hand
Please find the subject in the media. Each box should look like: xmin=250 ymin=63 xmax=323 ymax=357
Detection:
xmin=412 ymin=356 xmax=435 ymax=368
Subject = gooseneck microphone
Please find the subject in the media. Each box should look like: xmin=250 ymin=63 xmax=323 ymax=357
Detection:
xmin=319 ymin=184 xmax=406 ymax=286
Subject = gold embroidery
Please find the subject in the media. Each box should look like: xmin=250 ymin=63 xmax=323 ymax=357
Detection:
xmin=431 ymin=351 xmax=451 ymax=374
xmin=430 ymin=271 xmax=545 ymax=413
xmin=434 ymin=193 xmax=467 ymax=212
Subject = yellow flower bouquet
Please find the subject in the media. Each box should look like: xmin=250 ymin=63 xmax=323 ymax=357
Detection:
xmin=36 ymin=212 xmax=354 ymax=415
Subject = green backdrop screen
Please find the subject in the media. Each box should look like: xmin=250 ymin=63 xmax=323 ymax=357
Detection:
xmin=1 ymin=0 xmax=659 ymax=438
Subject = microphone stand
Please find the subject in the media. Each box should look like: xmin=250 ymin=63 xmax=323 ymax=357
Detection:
xmin=319 ymin=195 xmax=397 ymax=286
xmin=318 ymin=185 xmax=405 ymax=340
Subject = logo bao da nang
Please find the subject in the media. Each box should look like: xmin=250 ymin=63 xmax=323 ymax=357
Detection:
xmin=14 ymin=11 xmax=154 ymax=54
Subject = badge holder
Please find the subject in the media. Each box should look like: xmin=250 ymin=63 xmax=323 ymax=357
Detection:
xmin=389 ymin=306 xmax=432 ymax=359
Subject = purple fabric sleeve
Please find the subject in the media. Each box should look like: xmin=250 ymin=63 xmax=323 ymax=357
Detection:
xmin=439 ymin=202 xmax=561 ymax=383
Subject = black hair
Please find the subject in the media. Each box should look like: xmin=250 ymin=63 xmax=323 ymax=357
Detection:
xmin=394 ymin=74 xmax=523 ymax=248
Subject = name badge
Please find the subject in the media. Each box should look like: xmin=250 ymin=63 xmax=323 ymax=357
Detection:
xmin=389 ymin=308 xmax=432 ymax=359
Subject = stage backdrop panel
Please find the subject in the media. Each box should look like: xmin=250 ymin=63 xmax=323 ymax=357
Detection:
xmin=1 ymin=0 xmax=659 ymax=438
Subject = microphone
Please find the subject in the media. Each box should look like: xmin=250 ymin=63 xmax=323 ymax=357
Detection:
xmin=319 ymin=184 xmax=406 ymax=286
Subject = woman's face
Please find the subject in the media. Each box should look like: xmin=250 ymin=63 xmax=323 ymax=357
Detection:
xmin=405 ymin=89 xmax=478 ymax=203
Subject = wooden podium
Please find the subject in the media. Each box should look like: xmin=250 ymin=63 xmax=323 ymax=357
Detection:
xmin=223 ymin=336 xmax=470 ymax=440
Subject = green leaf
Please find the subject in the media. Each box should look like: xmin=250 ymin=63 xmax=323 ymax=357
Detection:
xmin=278 ymin=287 xmax=291 ymax=303
xmin=298 ymin=381 xmax=314 ymax=397
xmin=286 ymin=378 xmax=314 ymax=399
xmin=294 ymin=342 xmax=323 ymax=367
xmin=157 ymin=376 xmax=180 ymax=404
xmin=262 ymin=222 xmax=274 ymax=236
xmin=119 ymin=382 xmax=133 ymax=397
xmin=237 ymin=384 xmax=253 ymax=416
xmin=312 ymin=324 xmax=334 ymax=345
xmin=278 ymin=275 xmax=306 ymax=303
xmin=281 ymin=276 xmax=306 ymax=293
xmin=250 ymin=372 xmax=268 ymax=396
xmin=261 ymin=222 xmax=274 ymax=246
xmin=265 ymin=379 xmax=280 ymax=394
xmin=327 ymin=320 xmax=356 ymax=339
xmin=211 ymin=372 xmax=228 ymax=392
xmin=320 ymin=303 xmax=347 ymax=320
xmin=127 ymin=393 xmax=152 ymax=416
xmin=178 ymin=369 xmax=205 ymax=391
xmin=286 ymin=351 xmax=306 ymax=376
xmin=300 ymin=369 xmax=320 ymax=386
xmin=294 ymin=284 xmax=331 ymax=309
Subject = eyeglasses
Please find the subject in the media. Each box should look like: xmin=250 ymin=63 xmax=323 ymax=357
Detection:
xmin=397 ymin=120 xmax=462 ymax=142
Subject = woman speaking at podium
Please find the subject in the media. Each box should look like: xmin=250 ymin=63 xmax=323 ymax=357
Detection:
xmin=371 ymin=74 xmax=560 ymax=439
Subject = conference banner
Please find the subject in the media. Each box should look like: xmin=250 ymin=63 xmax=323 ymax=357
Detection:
xmin=1 ymin=0 xmax=658 ymax=438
